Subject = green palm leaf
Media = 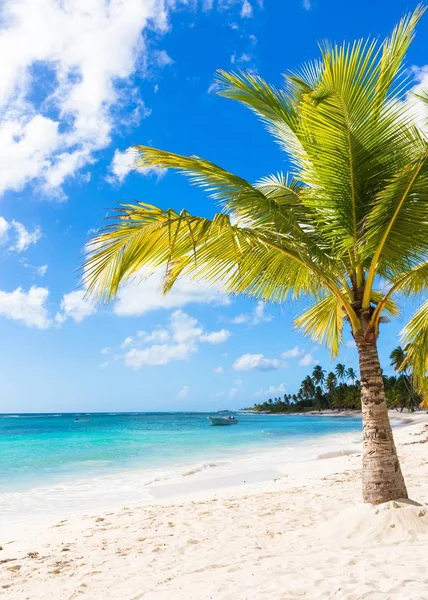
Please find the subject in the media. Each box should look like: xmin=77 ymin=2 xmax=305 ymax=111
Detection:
xmin=400 ymin=299 xmax=428 ymax=399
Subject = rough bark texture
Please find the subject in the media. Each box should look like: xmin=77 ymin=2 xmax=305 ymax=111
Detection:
xmin=357 ymin=340 xmax=408 ymax=504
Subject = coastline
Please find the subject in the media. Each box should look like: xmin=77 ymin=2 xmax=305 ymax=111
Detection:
xmin=2 ymin=412 xmax=428 ymax=599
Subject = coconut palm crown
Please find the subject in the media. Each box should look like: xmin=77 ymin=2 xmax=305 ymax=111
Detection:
xmin=85 ymin=8 xmax=428 ymax=504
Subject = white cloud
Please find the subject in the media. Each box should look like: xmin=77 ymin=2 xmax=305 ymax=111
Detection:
xmin=0 ymin=217 xmax=42 ymax=252
xmin=254 ymin=383 xmax=286 ymax=397
xmin=233 ymin=353 xmax=285 ymax=371
xmin=231 ymin=52 xmax=253 ymax=65
xmin=230 ymin=301 xmax=272 ymax=326
xmin=207 ymin=81 xmax=222 ymax=95
xmin=298 ymin=353 xmax=316 ymax=367
xmin=9 ymin=221 xmax=42 ymax=252
xmin=113 ymin=269 xmax=230 ymax=317
xmin=108 ymin=148 xmax=165 ymax=184
xmin=119 ymin=310 xmax=230 ymax=370
xmin=241 ymin=0 xmax=253 ymax=18
xmin=56 ymin=290 xmax=96 ymax=324
xmin=200 ymin=329 xmax=231 ymax=344
xmin=36 ymin=264 xmax=48 ymax=277
xmin=121 ymin=336 xmax=133 ymax=348
xmin=230 ymin=314 xmax=249 ymax=324
xmin=281 ymin=346 xmax=304 ymax=359
xmin=170 ymin=310 xmax=203 ymax=343
xmin=0 ymin=285 xmax=50 ymax=328
xmin=0 ymin=0 xmax=172 ymax=197
xmin=125 ymin=342 xmax=193 ymax=368
xmin=407 ymin=67 xmax=428 ymax=134
xmin=177 ymin=385 xmax=190 ymax=399
xmin=101 ymin=347 xmax=110 ymax=355
xmin=303 ymin=0 xmax=312 ymax=10
xmin=138 ymin=328 xmax=170 ymax=343
xmin=0 ymin=217 xmax=9 ymax=244
xmin=0 ymin=1 xmax=254 ymax=197
xmin=214 ymin=366 xmax=224 ymax=374
xmin=152 ymin=49 xmax=173 ymax=67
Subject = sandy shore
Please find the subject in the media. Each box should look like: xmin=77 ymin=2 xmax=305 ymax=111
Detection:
xmin=1 ymin=413 xmax=428 ymax=599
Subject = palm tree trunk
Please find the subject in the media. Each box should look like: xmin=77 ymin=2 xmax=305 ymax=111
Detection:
xmin=357 ymin=340 xmax=408 ymax=504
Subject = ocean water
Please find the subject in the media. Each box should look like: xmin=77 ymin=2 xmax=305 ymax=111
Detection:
xmin=0 ymin=412 xmax=362 ymax=522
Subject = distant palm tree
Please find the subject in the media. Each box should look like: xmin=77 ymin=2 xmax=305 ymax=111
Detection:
xmin=390 ymin=346 xmax=418 ymax=409
xmin=301 ymin=375 xmax=315 ymax=400
xmin=335 ymin=363 xmax=346 ymax=382
xmin=326 ymin=372 xmax=337 ymax=397
xmin=346 ymin=367 xmax=357 ymax=385
xmin=390 ymin=346 xmax=407 ymax=374
xmin=312 ymin=365 xmax=326 ymax=390
xmin=85 ymin=9 xmax=428 ymax=503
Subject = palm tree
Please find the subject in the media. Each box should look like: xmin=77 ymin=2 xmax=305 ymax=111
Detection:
xmin=390 ymin=346 xmax=418 ymax=409
xmin=301 ymin=375 xmax=315 ymax=400
xmin=346 ymin=367 xmax=357 ymax=386
xmin=335 ymin=363 xmax=346 ymax=383
xmin=312 ymin=365 xmax=326 ymax=390
xmin=85 ymin=9 xmax=428 ymax=504
xmin=390 ymin=346 xmax=407 ymax=374
xmin=326 ymin=371 xmax=337 ymax=408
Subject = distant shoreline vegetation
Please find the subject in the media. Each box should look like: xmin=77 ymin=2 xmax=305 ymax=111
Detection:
xmin=244 ymin=349 xmax=422 ymax=414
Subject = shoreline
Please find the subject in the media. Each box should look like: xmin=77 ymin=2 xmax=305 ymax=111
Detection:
xmin=0 ymin=414 xmax=364 ymax=525
xmin=2 ymin=413 xmax=428 ymax=598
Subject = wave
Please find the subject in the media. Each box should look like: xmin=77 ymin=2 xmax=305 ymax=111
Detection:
xmin=182 ymin=461 xmax=227 ymax=477
xmin=1 ymin=414 xmax=63 ymax=419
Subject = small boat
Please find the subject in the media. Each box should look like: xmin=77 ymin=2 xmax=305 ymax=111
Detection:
xmin=207 ymin=411 xmax=238 ymax=426
xmin=74 ymin=417 xmax=92 ymax=423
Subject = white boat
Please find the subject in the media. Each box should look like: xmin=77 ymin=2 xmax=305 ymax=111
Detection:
xmin=207 ymin=415 xmax=238 ymax=426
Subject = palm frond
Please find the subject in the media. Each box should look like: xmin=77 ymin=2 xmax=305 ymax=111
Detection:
xmin=84 ymin=202 xmax=327 ymax=306
xmin=294 ymin=293 xmax=345 ymax=357
xmin=400 ymin=299 xmax=428 ymax=398
xmin=375 ymin=5 xmax=425 ymax=104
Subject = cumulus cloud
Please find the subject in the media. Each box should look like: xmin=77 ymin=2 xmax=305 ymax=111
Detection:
xmin=111 ymin=310 xmax=231 ymax=369
xmin=240 ymin=0 xmax=253 ymax=18
xmin=0 ymin=285 xmax=50 ymax=328
xmin=281 ymin=346 xmax=304 ymax=359
xmin=138 ymin=328 xmax=170 ymax=343
xmin=214 ymin=366 xmax=224 ymax=374
xmin=207 ymin=81 xmax=222 ymax=95
xmin=298 ymin=353 xmax=316 ymax=367
xmin=113 ymin=269 xmax=230 ymax=317
xmin=152 ymin=49 xmax=173 ymax=67
xmin=200 ymin=329 xmax=231 ymax=344
xmin=230 ymin=52 xmax=253 ymax=65
xmin=229 ymin=301 xmax=272 ymax=326
xmin=0 ymin=0 xmax=256 ymax=197
xmin=36 ymin=264 xmax=48 ymax=277
xmin=233 ymin=353 xmax=285 ymax=371
xmin=55 ymin=290 xmax=96 ymax=324
xmin=177 ymin=385 xmax=190 ymax=399
xmin=0 ymin=0 xmax=172 ymax=197
xmin=0 ymin=217 xmax=42 ymax=252
xmin=0 ymin=217 xmax=9 ymax=245
xmin=254 ymin=382 xmax=286 ymax=397
xmin=107 ymin=148 xmax=165 ymax=184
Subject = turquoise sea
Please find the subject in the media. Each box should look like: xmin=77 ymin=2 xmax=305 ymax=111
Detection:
xmin=0 ymin=412 xmax=362 ymax=522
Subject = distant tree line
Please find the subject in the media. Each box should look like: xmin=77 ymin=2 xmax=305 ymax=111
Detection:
xmin=246 ymin=347 xmax=423 ymax=414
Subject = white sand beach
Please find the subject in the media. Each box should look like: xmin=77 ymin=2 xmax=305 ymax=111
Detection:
xmin=1 ymin=413 xmax=428 ymax=600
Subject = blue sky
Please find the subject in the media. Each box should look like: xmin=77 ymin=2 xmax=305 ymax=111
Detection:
xmin=0 ymin=0 xmax=426 ymax=413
